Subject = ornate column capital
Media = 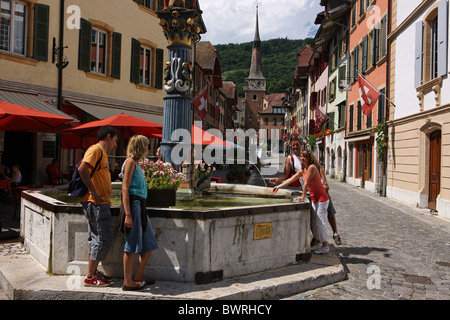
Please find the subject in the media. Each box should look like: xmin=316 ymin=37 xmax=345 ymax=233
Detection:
xmin=157 ymin=7 xmax=202 ymax=46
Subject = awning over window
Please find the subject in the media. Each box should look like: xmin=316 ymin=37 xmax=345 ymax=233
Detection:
xmin=344 ymin=134 xmax=372 ymax=143
xmin=0 ymin=90 xmax=74 ymax=120
xmin=68 ymin=100 xmax=163 ymax=124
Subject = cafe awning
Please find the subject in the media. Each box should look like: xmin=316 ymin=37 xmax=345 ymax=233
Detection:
xmin=0 ymin=90 xmax=74 ymax=120
xmin=68 ymin=100 xmax=163 ymax=124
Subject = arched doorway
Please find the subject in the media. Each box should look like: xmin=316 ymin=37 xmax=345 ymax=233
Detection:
xmin=428 ymin=130 xmax=441 ymax=210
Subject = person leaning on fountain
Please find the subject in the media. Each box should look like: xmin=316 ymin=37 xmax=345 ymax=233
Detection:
xmin=272 ymin=150 xmax=330 ymax=254
xmin=120 ymin=135 xmax=158 ymax=291
xmin=78 ymin=125 xmax=119 ymax=287
xmin=269 ymin=137 xmax=342 ymax=246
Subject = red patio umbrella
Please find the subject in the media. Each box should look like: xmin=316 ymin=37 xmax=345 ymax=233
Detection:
xmin=191 ymin=125 xmax=231 ymax=146
xmin=62 ymin=113 xmax=163 ymax=149
xmin=151 ymin=125 xmax=231 ymax=147
xmin=0 ymin=100 xmax=73 ymax=132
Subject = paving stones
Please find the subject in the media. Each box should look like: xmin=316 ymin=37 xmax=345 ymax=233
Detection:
xmin=285 ymin=180 xmax=450 ymax=300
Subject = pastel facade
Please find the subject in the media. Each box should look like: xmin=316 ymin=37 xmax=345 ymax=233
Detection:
xmin=388 ymin=0 xmax=450 ymax=219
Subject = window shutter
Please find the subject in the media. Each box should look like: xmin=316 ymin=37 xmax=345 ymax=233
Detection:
xmin=111 ymin=32 xmax=122 ymax=79
xmin=328 ymin=112 xmax=335 ymax=130
xmin=351 ymin=3 xmax=356 ymax=27
xmin=130 ymin=38 xmax=141 ymax=84
xmin=366 ymin=110 xmax=372 ymax=128
xmin=378 ymin=88 xmax=385 ymax=124
xmin=349 ymin=104 xmax=354 ymax=132
xmin=33 ymin=3 xmax=49 ymax=61
xmin=362 ymin=35 xmax=368 ymax=72
xmin=414 ymin=21 xmax=423 ymax=87
xmin=155 ymin=48 xmax=164 ymax=89
xmin=158 ymin=0 xmax=165 ymax=11
xmin=437 ymin=0 xmax=448 ymax=77
xmin=357 ymin=101 xmax=362 ymax=131
xmin=354 ymin=46 xmax=359 ymax=80
xmin=381 ymin=16 xmax=387 ymax=57
xmin=133 ymin=0 xmax=142 ymax=4
xmin=78 ymin=18 xmax=92 ymax=72
xmin=372 ymin=27 xmax=379 ymax=65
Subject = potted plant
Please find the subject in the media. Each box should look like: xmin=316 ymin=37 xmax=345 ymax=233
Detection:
xmin=140 ymin=159 xmax=187 ymax=207
xmin=194 ymin=161 xmax=214 ymax=190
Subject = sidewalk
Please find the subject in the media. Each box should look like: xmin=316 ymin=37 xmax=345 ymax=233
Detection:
xmin=0 ymin=241 xmax=344 ymax=300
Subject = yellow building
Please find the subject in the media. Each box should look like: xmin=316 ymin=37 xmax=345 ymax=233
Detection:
xmin=0 ymin=0 xmax=167 ymax=184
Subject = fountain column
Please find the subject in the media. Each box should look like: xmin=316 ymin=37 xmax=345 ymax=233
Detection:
xmin=157 ymin=5 xmax=203 ymax=168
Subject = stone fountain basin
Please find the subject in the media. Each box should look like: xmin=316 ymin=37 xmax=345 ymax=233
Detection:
xmin=19 ymin=183 xmax=311 ymax=284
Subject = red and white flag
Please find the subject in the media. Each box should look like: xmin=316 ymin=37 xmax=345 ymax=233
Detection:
xmin=315 ymin=107 xmax=328 ymax=131
xmin=293 ymin=124 xmax=301 ymax=137
xmin=193 ymin=87 xmax=209 ymax=119
xmin=358 ymin=74 xmax=381 ymax=116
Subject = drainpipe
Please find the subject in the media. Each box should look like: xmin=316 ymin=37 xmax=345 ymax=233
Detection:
xmin=56 ymin=0 xmax=65 ymax=168
xmin=57 ymin=0 xmax=64 ymax=112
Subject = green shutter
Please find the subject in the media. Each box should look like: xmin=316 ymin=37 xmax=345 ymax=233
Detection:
xmin=372 ymin=27 xmax=379 ymax=65
xmin=33 ymin=3 xmax=49 ymax=61
xmin=130 ymin=38 xmax=141 ymax=84
xmin=349 ymin=104 xmax=354 ymax=132
xmin=362 ymin=35 xmax=368 ymax=72
xmin=155 ymin=48 xmax=164 ymax=89
xmin=111 ymin=32 xmax=122 ymax=79
xmin=357 ymin=101 xmax=362 ymax=131
xmin=78 ymin=18 xmax=92 ymax=72
xmin=158 ymin=0 xmax=165 ymax=11
xmin=381 ymin=16 xmax=387 ymax=57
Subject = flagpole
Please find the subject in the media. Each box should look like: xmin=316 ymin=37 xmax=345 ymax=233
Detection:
xmin=358 ymin=72 xmax=396 ymax=107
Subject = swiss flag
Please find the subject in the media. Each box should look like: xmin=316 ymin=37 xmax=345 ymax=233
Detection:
xmin=315 ymin=107 xmax=328 ymax=131
xmin=193 ymin=87 xmax=209 ymax=119
xmin=358 ymin=74 xmax=380 ymax=116
xmin=293 ymin=124 xmax=301 ymax=137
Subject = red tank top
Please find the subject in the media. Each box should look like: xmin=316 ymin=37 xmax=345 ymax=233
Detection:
xmin=305 ymin=168 xmax=329 ymax=203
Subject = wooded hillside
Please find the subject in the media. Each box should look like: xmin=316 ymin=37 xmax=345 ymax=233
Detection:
xmin=214 ymin=38 xmax=313 ymax=97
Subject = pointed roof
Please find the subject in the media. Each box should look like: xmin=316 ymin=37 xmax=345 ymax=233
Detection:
xmin=253 ymin=4 xmax=261 ymax=48
xmin=247 ymin=4 xmax=265 ymax=80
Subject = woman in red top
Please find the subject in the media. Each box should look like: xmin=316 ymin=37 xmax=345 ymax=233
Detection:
xmin=272 ymin=150 xmax=330 ymax=254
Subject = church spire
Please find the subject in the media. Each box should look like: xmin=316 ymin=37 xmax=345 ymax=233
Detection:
xmin=247 ymin=2 xmax=265 ymax=82
xmin=253 ymin=4 xmax=261 ymax=48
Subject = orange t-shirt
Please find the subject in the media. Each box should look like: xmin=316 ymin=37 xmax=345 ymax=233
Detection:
xmin=305 ymin=168 xmax=329 ymax=203
xmin=81 ymin=144 xmax=111 ymax=205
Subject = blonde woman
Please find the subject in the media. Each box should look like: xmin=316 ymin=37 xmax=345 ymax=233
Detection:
xmin=121 ymin=135 xmax=158 ymax=291
xmin=272 ymin=150 xmax=330 ymax=254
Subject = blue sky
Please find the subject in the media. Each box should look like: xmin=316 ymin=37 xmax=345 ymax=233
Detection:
xmin=199 ymin=0 xmax=323 ymax=45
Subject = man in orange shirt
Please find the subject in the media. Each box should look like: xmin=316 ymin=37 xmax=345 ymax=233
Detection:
xmin=78 ymin=126 xmax=118 ymax=287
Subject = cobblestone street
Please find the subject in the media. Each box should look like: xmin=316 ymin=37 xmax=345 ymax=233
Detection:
xmin=1 ymin=173 xmax=449 ymax=301
xmin=285 ymin=179 xmax=450 ymax=300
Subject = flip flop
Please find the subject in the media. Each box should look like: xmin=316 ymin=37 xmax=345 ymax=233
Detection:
xmin=122 ymin=281 xmax=145 ymax=291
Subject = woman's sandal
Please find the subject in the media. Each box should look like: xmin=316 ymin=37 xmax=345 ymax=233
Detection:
xmin=122 ymin=281 xmax=146 ymax=291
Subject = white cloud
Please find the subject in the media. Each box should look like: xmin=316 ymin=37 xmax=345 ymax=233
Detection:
xmin=199 ymin=0 xmax=322 ymax=44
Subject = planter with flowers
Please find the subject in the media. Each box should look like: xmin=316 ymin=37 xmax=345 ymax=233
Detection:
xmin=140 ymin=159 xmax=187 ymax=207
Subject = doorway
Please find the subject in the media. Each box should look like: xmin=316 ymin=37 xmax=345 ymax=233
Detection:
xmin=428 ymin=130 xmax=441 ymax=210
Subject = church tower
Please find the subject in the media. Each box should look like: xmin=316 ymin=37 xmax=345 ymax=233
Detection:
xmin=244 ymin=4 xmax=266 ymax=130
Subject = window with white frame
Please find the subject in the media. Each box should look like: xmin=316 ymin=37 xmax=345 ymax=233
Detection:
xmin=91 ymin=29 xmax=107 ymax=74
xmin=140 ymin=46 xmax=152 ymax=86
xmin=0 ymin=0 xmax=26 ymax=55
xmin=415 ymin=0 xmax=448 ymax=87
